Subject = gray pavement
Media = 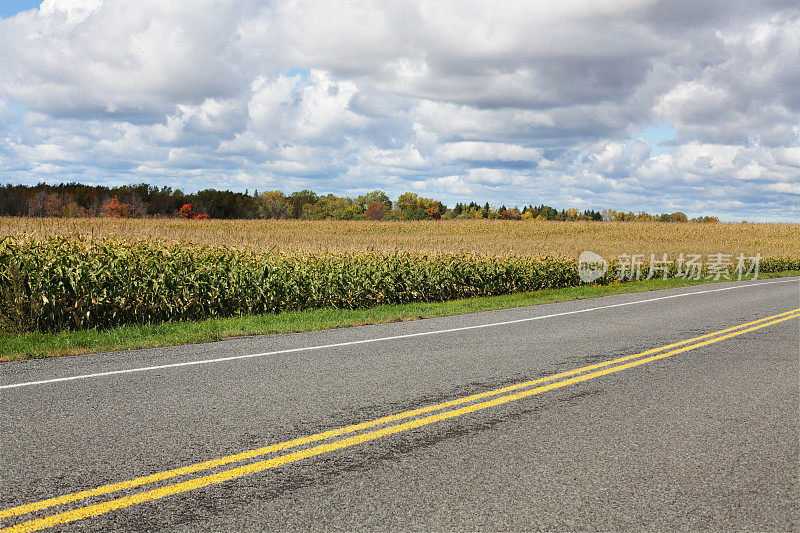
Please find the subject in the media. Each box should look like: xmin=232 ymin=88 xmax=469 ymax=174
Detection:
xmin=1 ymin=277 xmax=798 ymax=531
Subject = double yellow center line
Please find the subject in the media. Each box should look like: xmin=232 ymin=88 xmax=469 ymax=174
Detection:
xmin=3 ymin=308 xmax=799 ymax=532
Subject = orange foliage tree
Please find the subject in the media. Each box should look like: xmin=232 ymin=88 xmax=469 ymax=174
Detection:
xmin=177 ymin=204 xmax=195 ymax=219
xmin=425 ymin=201 xmax=444 ymax=220
xmin=102 ymin=196 xmax=132 ymax=218
xmin=177 ymin=204 xmax=210 ymax=219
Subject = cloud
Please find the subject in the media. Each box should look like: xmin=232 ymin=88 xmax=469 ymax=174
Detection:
xmin=437 ymin=142 xmax=544 ymax=163
xmin=0 ymin=0 xmax=798 ymax=220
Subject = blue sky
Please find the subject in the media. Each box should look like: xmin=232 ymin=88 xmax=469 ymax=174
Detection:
xmin=1 ymin=1 xmax=798 ymax=221
xmin=632 ymin=123 xmax=677 ymax=157
xmin=0 ymin=1 xmax=40 ymax=18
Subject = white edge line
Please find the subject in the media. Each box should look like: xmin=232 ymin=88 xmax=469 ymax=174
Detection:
xmin=2 ymin=278 xmax=797 ymax=391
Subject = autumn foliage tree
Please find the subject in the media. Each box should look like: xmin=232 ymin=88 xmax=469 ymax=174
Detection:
xmin=425 ymin=201 xmax=444 ymax=220
xmin=365 ymin=200 xmax=388 ymax=220
xmin=178 ymin=203 xmax=195 ymax=219
xmin=177 ymin=204 xmax=210 ymax=219
xmin=102 ymin=196 xmax=132 ymax=218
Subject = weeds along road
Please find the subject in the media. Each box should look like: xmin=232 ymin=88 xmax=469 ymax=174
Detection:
xmin=1 ymin=278 xmax=798 ymax=531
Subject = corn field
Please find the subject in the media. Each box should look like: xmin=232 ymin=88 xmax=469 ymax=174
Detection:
xmin=1 ymin=236 xmax=798 ymax=334
xmin=2 ymin=217 xmax=798 ymax=258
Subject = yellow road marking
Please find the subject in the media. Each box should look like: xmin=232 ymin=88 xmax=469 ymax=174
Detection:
xmin=4 ymin=310 xmax=798 ymax=533
xmin=3 ymin=307 xmax=797 ymax=522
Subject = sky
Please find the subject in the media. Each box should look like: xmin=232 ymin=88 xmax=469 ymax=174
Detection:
xmin=0 ymin=1 xmax=41 ymax=18
xmin=0 ymin=1 xmax=799 ymax=221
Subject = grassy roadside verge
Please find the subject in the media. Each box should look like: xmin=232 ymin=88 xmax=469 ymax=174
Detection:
xmin=2 ymin=271 xmax=797 ymax=361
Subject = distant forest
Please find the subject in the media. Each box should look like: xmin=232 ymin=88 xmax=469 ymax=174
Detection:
xmin=0 ymin=183 xmax=718 ymax=222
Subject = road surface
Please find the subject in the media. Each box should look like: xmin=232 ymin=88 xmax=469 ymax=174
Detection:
xmin=2 ymin=278 xmax=799 ymax=531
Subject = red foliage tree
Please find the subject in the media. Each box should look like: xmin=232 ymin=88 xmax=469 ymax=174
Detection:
xmin=102 ymin=196 xmax=132 ymax=218
xmin=365 ymin=200 xmax=388 ymax=221
xmin=177 ymin=204 xmax=210 ymax=219
xmin=177 ymin=203 xmax=196 ymax=219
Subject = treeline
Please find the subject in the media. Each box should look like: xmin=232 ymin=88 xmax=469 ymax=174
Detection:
xmin=0 ymin=183 xmax=256 ymax=219
xmin=0 ymin=183 xmax=718 ymax=222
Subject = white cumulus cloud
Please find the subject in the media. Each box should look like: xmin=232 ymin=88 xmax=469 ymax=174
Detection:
xmin=0 ymin=0 xmax=798 ymax=220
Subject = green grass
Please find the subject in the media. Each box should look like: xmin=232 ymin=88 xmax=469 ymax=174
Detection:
xmin=2 ymin=271 xmax=797 ymax=361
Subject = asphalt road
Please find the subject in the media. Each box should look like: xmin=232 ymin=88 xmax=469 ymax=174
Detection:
xmin=1 ymin=278 xmax=799 ymax=531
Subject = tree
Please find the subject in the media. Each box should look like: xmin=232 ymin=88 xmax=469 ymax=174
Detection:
xmin=27 ymin=191 xmax=48 ymax=217
xmin=177 ymin=204 xmax=210 ymax=220
xmin=300 ymin=194 xmax=365 ymax=220
xmin=365 ymin=200 xmax=389 ymax=220
xmin=43 ymin=193 xmax=66 ymax=217
xmin=534 ymin=204 xmax=558 ymax=220
xmin=288 ymin=190 xmax=319 ymax=219
xmin=257 ymin=190 xmax=290 ymax=219
xmin=102 ymin=196 xmax=132 ymax=218
xmin=396 ymin=192 xmax=422 ymax=212
xmin=143 ymin=185 xmax=184 ymax=215
xmin=425 ymin=201 xmax=444 ymax=220
xmin=397 ymin=192 xmax=440 ymax=219
xmin=458 ymin=205 xmax=483 ymax=219
xmin=62 ymin=202 xmax=88 ymax=217
xmin=177 ymin=204 xmax=196 ymax=219
xmin=356 ymin=190 xmax=392 ymax=210
xmin=194 ymin=189 xmax=254 ymax=219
